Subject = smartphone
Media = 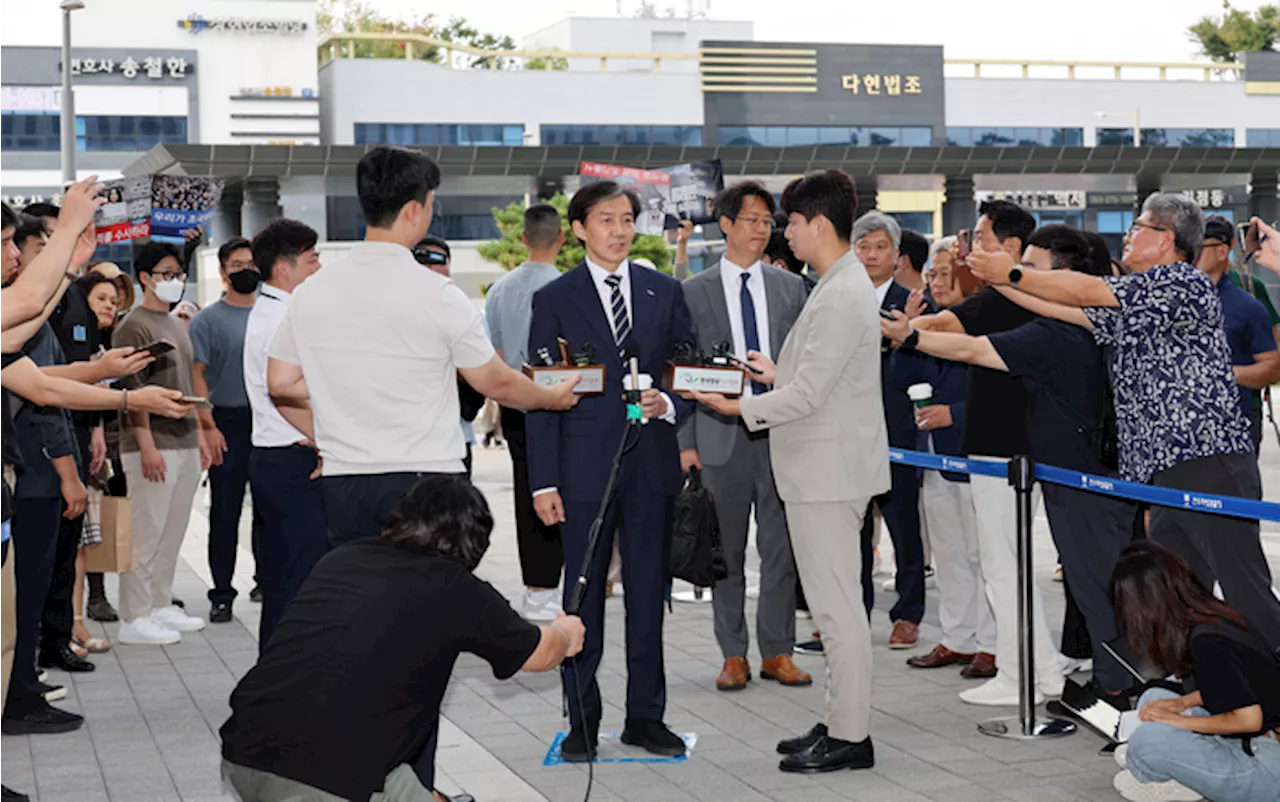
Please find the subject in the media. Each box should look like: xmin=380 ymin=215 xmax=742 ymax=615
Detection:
xmin=1237 ymin=221 xmax=1261 ymax=257
xmin=956 ymin=229 xmax=972 ymax=263
xmin=179 ymin=395 xmax=213 ymax=409
xmin=138 ymin=340 xmax=176 ymax=359
xmin=952 ymin=229 xmax=983 ymax=295
xmin=879 ymin=308 xmax=899 ymax=321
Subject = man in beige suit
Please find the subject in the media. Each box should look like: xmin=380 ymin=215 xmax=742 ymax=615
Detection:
xmin=692 ymin=170 xmax=889 ymax=774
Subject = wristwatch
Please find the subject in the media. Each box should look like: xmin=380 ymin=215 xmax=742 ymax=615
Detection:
xmin=1008 ymin=267 xmax=1023 ymax=287
xmin=903 ymin=329 xmax=921 ymax=350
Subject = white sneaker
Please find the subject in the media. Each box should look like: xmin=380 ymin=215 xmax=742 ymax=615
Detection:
xmin=959 ymin=674 xmax=1046 ymax=707
xmin=151 ymin=605 xmax=206 ymax=633
xmin=882 ymin=576 xmax=897 ymax=592
xmin=1113 ymin=769 xmax=1202 ymax=801
xmin=117 ymin=617 xmax=182 ymax=646
xmin=1059 ymin=655 xmax=1092 ymax=676
xmin=522 ymin=589 xmax=561 ymax=622
xmin=36 ymin=669 xmax=49 ymax=684
xmin=1113 ymin=744 xmax=1128 ymax=769
xmin=924 ymin=565 xmax=937 ymax=589
xmin=41 ymin=684 xmax=67 ymax=703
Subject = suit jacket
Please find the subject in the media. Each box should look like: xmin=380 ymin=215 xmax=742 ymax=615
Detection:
xmin=888 ymin=347 xmax=968 ymax=482
xmin=675 ymin=261 xmax=808 ymax=467
xmin=526 ymin=261 xmax=695 ymax=503
xmin=739 ymin=250 xmax=890 ymax=504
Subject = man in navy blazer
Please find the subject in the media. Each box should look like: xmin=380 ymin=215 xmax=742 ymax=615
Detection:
xmin=852 ymin=211 xmax=927 ymax=650
xmin=526 ymin=181 xmax=694 ymax=763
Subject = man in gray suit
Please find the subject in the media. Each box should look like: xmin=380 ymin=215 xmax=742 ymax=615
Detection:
xmin=677 ymin=182 xmax=810 ymax=693
xmin=692 ymin=170 xmax=889 ymax=774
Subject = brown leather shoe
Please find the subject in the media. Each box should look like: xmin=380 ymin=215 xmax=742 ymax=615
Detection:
xmin=760 ymin=654 xmax=813 ymax=687
xmin=716 ymin=657 xmax=751 ymax=691
xmin=961 ymin=651 xmax=997 ymax=679
xmin=906 ymin=644 xmax=975 ymax=669
xmin=889 ymin=621 xmax=919 ymax=650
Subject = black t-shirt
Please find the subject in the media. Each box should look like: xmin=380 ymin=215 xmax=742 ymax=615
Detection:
xmin=1190 ymin=621 xmax=1280 ymax=736
xmin=220 ymin=539 xmax=542 ymax=802
xmin=949 ymin=287 xmax=1037 ymax=457
xmin=50 ymin=281 xmax=100 ymax=365
xmin=2 ymin=352 xmax=24 ymax=523
xmin=988 ymin=318 xmax=1110 ymax=474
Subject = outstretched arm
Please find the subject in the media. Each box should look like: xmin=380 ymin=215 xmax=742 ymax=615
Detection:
xmin=993 ymin=286 xmax=1095 ymax=329
xmin=969 ymin=248 xmax=1117 ymax=310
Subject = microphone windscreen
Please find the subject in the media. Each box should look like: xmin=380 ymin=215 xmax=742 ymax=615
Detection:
xmin=621 ymin=341 xmax=643 ymax=363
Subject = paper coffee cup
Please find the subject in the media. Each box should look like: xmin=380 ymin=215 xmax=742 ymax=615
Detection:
xmin=907 ymin=383 xmax=933 ymax=410
xmin=621 ymin=373 xmax=654 ymax=392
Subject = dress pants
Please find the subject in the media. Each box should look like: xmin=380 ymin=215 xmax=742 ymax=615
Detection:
xmin=968 ymin=465 xmax=1063 ymax=692
xmin=786 ymin=498 xmax=872 ymax=742
xmin=322 ymin=472 xmax=458 ymax=548
xmin=250 ymin=445 xmax=329 ymax=650
xmin=1041 ymin=484 xmax=1135 ymax=692
xmin=561 ymin=476 xmax=673 ymax=728
xmin=119 ymin=448 xmax=202 ymax=622
xmin=920 ymin=471 xmax=995 ymax=655
xmin=39 ymin=509 xmax=81 ymax=652
xmin=2 ymin=538 xmax=17 ymax=714
xmin=7 ymin=497 xmax=62 ymax=702
xmin=208 ymin=407 xmax=264 ymax=605
xmin=700 ymin=428 xmax=796 ymax=661
xmin=1150 ymin=452 xmax=1280 ymax=651
xmin=502 ymin=407 xmax=563 ymax=589
xmin=859 ymin=461 xmax=925 ymax=624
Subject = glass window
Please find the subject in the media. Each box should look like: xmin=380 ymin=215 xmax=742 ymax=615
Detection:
xmin=818 ymin=126 xmax=850 ymax=145
xmin=1095 ymin=210 xmax=1133 ymax=234
xmin=762 ymin=127 xmax=786 ymax=147
xmin=682 ymin=126 xmax=702 ymax=146
xmin=946 ymin=127 xmax=972 ymax=146
xmin=651 ymin=126 xmax=679 ymax=146
xmin=887 ymin=211 xmax=933 ymax=235
xmin=1139 ymin=128 xmax=1233 ymax=147
xmin=1097 ymin=128 xmax=1134 ymax=147
xmin=787 ymin=127 xmax=819 ymax=147
xmin=1015 ymin=127 xmax=1043 ymax=146
xmin=900 ymin=127 xmax=932 ymax=146
xmin=1247 ymin=129 xmax=1279 ymax=147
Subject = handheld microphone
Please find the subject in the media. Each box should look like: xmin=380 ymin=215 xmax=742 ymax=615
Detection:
xmin=622 ymin=341 xmax=644 ymax=424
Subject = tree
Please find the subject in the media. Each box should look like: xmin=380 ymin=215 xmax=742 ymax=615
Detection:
xmin=318 ymin=1 xmax=567 ymax=70
xmin=477 ymin=193 xmax=673 ymax=274
xmin=1188 ymin=2 xmax=1278 ymax=63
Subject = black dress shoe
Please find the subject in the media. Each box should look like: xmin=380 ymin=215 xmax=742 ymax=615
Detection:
xmin=794 ymin=638 xmax=824 ymax=655
xmin=620 ymin=719 xmax=685 ymax=757
xmin=560 ymin=725 xmax=598 ymax=763
xmin=777 ymin=723 xmax=827 ymax=755
xmin=250 ymin=585 xmax=263 ymax=603
xmin=38 ymin=643 xmax=95 ymax=673
xmin=779 ymin=735 xmax=874 ymax=773
xmin=2 ymin=705 xmax=85 ymax=735
xmin=210 ymin=601 xmax=233 ymax=624
xmin=2 ymin=785 xmax=31 ymax=801
xmin=86 ymin=596 xmax=119 ymax=622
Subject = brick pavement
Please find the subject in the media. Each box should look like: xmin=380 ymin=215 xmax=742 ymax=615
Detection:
xmin=5 ymin=446 xmax=1279 ymax=802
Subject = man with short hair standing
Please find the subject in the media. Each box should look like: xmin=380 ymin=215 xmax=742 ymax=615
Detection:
xmin=677 ymin=181 xmax=810 ymax=692
xmin=243 ymin=218 xmax=325 ymax=649
xmin=894 ymin=229 xmax=930 ymax=293
xmin=485 ymin=203 xmax=566 ymax=621
xmin=693 ymin=170 xmax=889 ymax=773
xmin=191 ymin=237 xmax=264 ymax=624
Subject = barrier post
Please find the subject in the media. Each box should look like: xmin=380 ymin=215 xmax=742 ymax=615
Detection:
xmin=978 ymin=455 xmax=1076 ymax=741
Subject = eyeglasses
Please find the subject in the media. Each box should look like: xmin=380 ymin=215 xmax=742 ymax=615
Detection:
xmin=734 ymin=215 xmax=773 ymax=229
xmin=153 ymin=270 xmax=185 ymax=281
xmin=225 ymin=260 xmax=254 ymax=271
xmin=1126 ymin=222 xmax=1168 ymax=237
xmin=924 ymin=270 xmax=952 ymax=283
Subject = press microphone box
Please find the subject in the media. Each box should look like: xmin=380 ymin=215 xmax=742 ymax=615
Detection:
xmin=665 ymin=362 xmax=746 ymax=397
xmin=523 ymin=364 xmax=606 ymax=395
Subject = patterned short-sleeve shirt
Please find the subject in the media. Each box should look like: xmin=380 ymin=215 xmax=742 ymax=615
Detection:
xmin=1083 ymin=261 xmax=1253 ymax=483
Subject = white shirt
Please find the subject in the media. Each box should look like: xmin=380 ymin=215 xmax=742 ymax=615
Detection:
xmin=244 ymin=283 xmax=306 ymax=448
xmin=718 ymin=257 xmax=772 ymax=397
xmin=269 ymin=241 xmax=495 ymax=476
xmin=874 ymin=277 xmax=893 ymax=307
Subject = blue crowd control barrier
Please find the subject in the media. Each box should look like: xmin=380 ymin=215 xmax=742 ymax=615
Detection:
xmin=888 ymin=448 xmax=1280 ymax=523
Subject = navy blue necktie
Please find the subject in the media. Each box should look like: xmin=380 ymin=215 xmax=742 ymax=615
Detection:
xmin=740 ymin=273 xmax=767 ymax=395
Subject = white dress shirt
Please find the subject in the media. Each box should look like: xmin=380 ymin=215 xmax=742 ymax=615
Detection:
xmin=243 ymin=283 xmax=306 ymax=448
xmin=718 ymin=257 xmax=772 ymax=397
xmin=874 ymin=277 xmax=893 ymax=307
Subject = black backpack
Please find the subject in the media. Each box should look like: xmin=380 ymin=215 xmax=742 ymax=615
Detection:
xmin=668 ymin=468 xmax=728 ymax=588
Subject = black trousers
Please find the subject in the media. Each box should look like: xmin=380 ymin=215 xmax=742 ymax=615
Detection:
xmin=1150 ymin=452 xmax=1280 ymax=651
xmin=1060 ymin=576 xmax=1092 ymax=660
xmin=501 ymin=407 xmax=563 ymax=589
xmin=208 ymin=407 xmax=263 ymax=604
xmin=39 ymin=424 xmax=91 ymax=651
xmin=859 ymin=461 xmax=925 ymax=623
xmin=1042 ymin=484 xmax=1136 ymax=692
xmin=249 ymin=445 xmax=330 ymax=651
xmin=322 ymin=471 xmax=460 ymax=548
xmin=7 ymin=497 xmax=62 ymax=706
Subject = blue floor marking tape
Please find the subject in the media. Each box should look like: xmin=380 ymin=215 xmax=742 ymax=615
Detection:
xmin=543 ymin=732 xmax=698 ymax=766
xmin=889 ymin=448 xmax=1280 ymax=523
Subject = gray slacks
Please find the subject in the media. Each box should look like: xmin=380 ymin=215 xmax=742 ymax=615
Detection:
xmin=701 ymin=429 xmax=797 ymax=661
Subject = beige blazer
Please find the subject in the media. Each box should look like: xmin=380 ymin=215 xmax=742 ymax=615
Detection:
xmin=739 ymin=249 xmax=890 ymax=504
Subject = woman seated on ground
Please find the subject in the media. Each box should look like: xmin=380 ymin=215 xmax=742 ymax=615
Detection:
xmin=1109 ymin=541 xmax=1280 ymax=802
xmin=219 ymin=475 xmax=586 ymax=802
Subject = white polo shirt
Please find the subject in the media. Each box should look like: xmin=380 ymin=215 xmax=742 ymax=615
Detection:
xmin=244 ymin=282 xmax=305 ymax=448
xmin=269 ymin=241 xmax=495 ymax=476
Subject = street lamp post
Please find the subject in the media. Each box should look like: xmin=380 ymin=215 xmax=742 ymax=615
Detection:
xmin=60 ymin=0 xmax=85 ymax=185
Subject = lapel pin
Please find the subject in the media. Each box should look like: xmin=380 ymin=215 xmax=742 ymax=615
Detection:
xmin=646 ymin=289 xmax=655 ymax=297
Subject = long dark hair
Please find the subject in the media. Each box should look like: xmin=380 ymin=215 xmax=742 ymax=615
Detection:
xmin=1110 ymin=540 xmax=1249 ymax=678
xmin=380 ymin=475 xmax=493 ymax=571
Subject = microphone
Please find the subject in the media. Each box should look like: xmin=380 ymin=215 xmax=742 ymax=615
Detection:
xmin=622 ymin=341 xmax=644 ymax=424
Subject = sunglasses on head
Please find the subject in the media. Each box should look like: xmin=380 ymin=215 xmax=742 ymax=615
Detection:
xmin=412 ymin=246 xmax=449 ymax=266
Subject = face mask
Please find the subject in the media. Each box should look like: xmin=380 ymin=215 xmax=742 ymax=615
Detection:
xmin=228 ymin=269 xmax=261 ymax=294
xmin=152 ymin=277 xmax=185 ymax=304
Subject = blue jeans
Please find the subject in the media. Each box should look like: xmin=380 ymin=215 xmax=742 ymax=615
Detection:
xmin=1128 ymin=687 xmax=1280 ymax=802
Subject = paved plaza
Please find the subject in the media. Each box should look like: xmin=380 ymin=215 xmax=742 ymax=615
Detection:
xmin=5 ymin=445 xmax=1280 ymax=802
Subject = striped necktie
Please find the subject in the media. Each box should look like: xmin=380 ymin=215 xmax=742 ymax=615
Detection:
xmin=605 ymin=273 xmax=631 ymax=352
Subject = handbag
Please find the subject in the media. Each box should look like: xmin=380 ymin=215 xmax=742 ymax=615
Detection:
xmin=668 ymin=468 xmax=728 ymax=588
xmin=82 ymin=495 xmax=137 ymax=573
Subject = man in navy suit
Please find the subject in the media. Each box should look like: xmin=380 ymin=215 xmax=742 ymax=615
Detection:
xmin=527 ymin=180 xmax=694 ymax=762
xmin=852 ymin=211 xmax=927 ymax=650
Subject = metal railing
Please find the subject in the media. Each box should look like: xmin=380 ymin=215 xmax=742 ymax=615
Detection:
xmin=317 ymin=33 xmax=1241 ymax=81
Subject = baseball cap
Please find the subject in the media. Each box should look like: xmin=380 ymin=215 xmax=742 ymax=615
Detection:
xmin=1203 ymin=215 xmax=1233 ymax=246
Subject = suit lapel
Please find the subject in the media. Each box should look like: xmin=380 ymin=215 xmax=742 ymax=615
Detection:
xmin=701 ymin=265 xmax=733 ymax=353
xmin=761 ymin=267 xmax=787 ymax=360
xmin=569 ymin=263 xmax=617 ymax=355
